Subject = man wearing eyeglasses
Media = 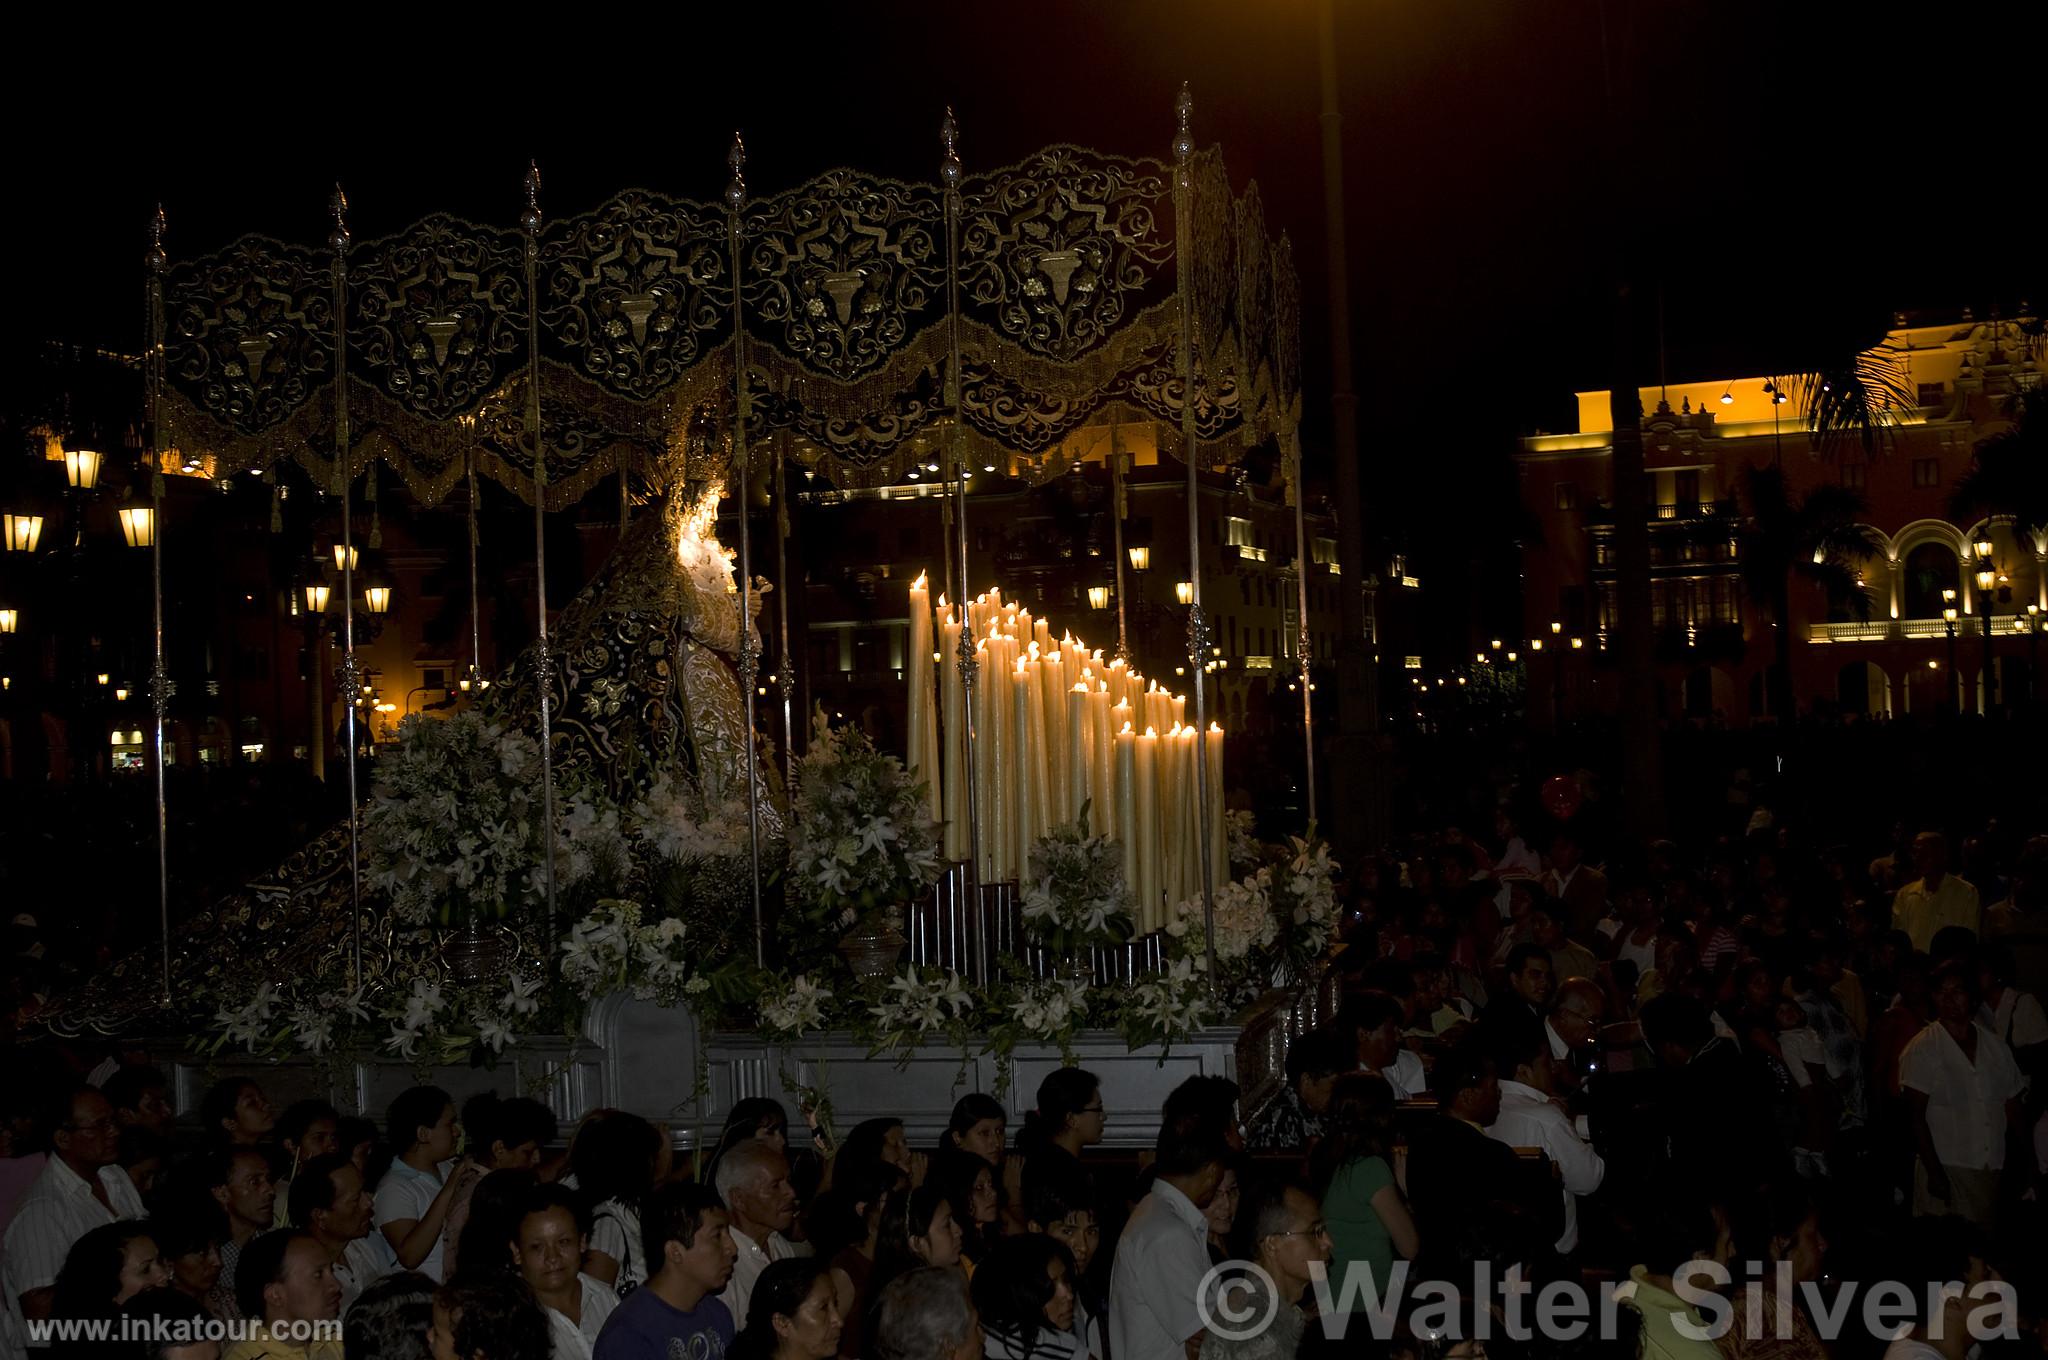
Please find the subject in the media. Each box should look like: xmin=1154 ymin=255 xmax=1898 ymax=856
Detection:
xmin=1201 ymin=1181 xmax=1331 ymax=1360
xmin=4 ymin=1086 xmax=148 ymax=1348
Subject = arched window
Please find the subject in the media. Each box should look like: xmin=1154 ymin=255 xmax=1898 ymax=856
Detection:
xmin=1901 ymin=542 xmax=1960 ymax=619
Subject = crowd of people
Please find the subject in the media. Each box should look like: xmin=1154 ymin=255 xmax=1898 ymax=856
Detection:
xmin=1 ymin=807 xmax=2044 ymax=1360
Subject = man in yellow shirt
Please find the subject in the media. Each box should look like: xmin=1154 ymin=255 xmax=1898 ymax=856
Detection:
xmin=1893 ymin=832 xmax=1980 ymax=955
xmin=1618 ymin=1199 xmax=1730 ymax=1360
xmin=223 ymin=1231 xmax=344 ymax=1360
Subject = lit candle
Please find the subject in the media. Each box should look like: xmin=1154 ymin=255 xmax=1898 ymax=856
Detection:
xmin=908 ymin=574 xmax=942 ymax=827
xmin=1115 ymin=722 xmax=1139 ymax=912
xmin=1066 ymin=683 xmax=1091 ymax=828
xmin=1134 ymin=727 xmax=1160 ymax=932
xmin=1206 ymin=722 xmax=1227 ymax=890
xmin=1087 ymin=682 xmax=1113 ymax=833
xmin=1013 ymin=655 xmax=1036 ymax=877
xmin=940 ymin=606 xmax=966 ymax=863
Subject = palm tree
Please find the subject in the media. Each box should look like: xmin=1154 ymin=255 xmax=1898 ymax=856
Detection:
xmin=1950 ymin=388 xmax=2048 ymax=537
xmin=1789 ymin=345 xmax=1919 ymax=461
xmin=1736 ymin=465 xmax=1881 ymax=719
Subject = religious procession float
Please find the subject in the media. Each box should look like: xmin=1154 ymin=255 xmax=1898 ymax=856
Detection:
xmin=38 ymin=94 xmax=1344 ymax=1148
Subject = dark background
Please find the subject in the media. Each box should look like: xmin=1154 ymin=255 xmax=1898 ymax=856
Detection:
xmin=4 ymin=0 xmax=2038 ymax=629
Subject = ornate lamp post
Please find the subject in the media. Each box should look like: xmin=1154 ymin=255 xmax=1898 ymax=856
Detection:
xmin=1942 ymin=588 xmax=1960 ymax=712
xmin=1973 ymin=532 xmax=1997 ymax=713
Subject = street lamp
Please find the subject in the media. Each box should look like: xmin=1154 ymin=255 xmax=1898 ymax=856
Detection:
xmin=1087 ymin=586 xmax=1110 ymax=611
xmin=63 ymin=446 xmax=103 ymax=491
xmin=1975 ymin=566 xmax=1998 ymax=713
xmin=1550 ymin=620 xmax=1562 ymax=636
xmin=118 ymin=506 xmax=155 ymax=549
xmin=1943 ymin=603 xmax=1960 ymax=711
xmin=0 ymin=609 xmax=16 ymax=635
xmin=363 ymin=585 xmax=392 ymax=615
xmin=1127 ymin=546 xmax=1150 ymax=572
xmin=332 ymin=544 xmax=359 ymax=572
xmin=2 ymin=513 xmax=42 ymax=553
xmin=303 ymin=582 xmax=331 ymax=614
xmin=1175 ymin=580 xmax=1194 ymax=606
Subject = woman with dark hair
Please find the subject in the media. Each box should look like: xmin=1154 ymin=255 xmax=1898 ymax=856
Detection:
xmin=511 ymin=1184 xmax=615 ymax=1360
xmin=925 ymin=1150 xmax=999 ymax=1271
xmin=731 ymin=1258 xmax=843 ymax=1360
xmin=376 ymin=1086 xmax=470 ymax=1282
xmin=1200 ymin=1158 xmax=1243 ymax=1266
xmin=431 ymin=1271 xmax=551 ymax=1360
xmin=1312 ymin=1073 xmax=1416 ymax=1293
xmin=121 ymin=1287 xmax=216 ymax=1360
xmin=52 ymin=1220 xmax=169 ymax=1322
xmin=452 ymin=1169 xmax=540 ymax=1279
xmin=865 ymin=1184 xmax=964 ymax=1355
xmin=442 ymin=1095 xmax=554 ymax=1278
xmin=835 ymin=1118 xmax=922 ymax=1193
xmin=804 ymin=1158 xmax=904 ymax=1359
xmin=154 ymin=1209 xmax=229 ymax=1321
xmin=346 ymin=1271 xmax=437 ymax=1360
xmin=943 ymin=1095 xmax=1019 ymax=1234
xmin=199 ymin=1078 xmax=273 ymax=1148
xmin=970 ymin=1235 xmax=1080 ymax=1360
xmin=1015 ymin=1071 xmax=1102 ymax=1210
xmin=570 ymin=1109 xmax=668 ymax=1293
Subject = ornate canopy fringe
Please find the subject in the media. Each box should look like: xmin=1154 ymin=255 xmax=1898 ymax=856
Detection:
xmin=159 ymin=146 xmax=1301 ymax=506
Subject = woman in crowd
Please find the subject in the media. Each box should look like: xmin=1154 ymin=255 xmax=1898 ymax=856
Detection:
xmin=572 ymin=1109 xmax=668 ymax=1293
xmin=1019 ymin=1171 xmax=1101 ymax=1359
xmin=1201 ymin=1159 xmax=1242 ymax=1266
xmin=199 ymin=1078 xmax=273 ymax=1148
xmin=866 ymin=1184 xmax=965 ymax=1355
xmin=52 ymin=1220 xmax=170 ymax=1322
xmin=510 ymin=1185 xmax=615 ymax=1360
xmin=1312 ymin=1073 xmax=1417 ymax=1294
xmin=441 ymin=1093 xmax=554 ymax=1278
xmin=346 ymin=1272 xmax=438 ymax=1360
xmin=805 ymin=1157 xmax=904 ymax=1358
xmin=375 ymin=1086 xmax=470 ymax=1282
xmin=430 ymin=1271 xmax=551 ymax=1360
xmin=873 ymin=1267 xmax=983 ymax=1360
xmin=732 ymin=1258 xmax=845 ymax=1360
xmin=943 ymin=1095 xmax=1019 ymax=1235
xmin=154 ymin=1210 xmax=228 ymax=1321
xmin=927 ymin=1149 xmax=1000 ymax=1272
xmin=971 ymin=1235 xmax=1082 ymax=1360
xmin=837 ymin=1118 xmax=923 ymax=1192
xmin=454 ymin=1169 xmax=541 ymax=1279
xmin=1016 ymin=1070 xmax=1103 ymax=1209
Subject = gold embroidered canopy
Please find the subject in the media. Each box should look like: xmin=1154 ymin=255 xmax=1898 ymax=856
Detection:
xmin=158 ymin=145 xmax=1301 ymax=509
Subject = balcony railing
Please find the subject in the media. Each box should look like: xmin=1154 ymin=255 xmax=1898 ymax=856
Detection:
xmin=1809 ymin=618 xmax=2015 ymax=643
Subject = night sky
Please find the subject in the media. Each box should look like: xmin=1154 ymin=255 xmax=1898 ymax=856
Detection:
xmin=7 ymin=1 xmax=2036 ymax=629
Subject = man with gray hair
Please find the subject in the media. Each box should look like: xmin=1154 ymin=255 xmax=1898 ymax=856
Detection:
xmin=875 ymin=1266 xmax=983 ymax=1360
xmin=711 ymin=1140 xmax=809 ymax=1325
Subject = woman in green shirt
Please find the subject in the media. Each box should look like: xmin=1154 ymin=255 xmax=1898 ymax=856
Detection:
xmin=1310 ymin=1074 xmax=1419 ymax=1299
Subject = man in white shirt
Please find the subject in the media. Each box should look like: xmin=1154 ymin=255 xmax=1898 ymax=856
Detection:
xmin=1487 ymin=1023 xmax=1604 ymax=1254
xmin=1976 ymin=944 xmax=2047 ymax=1080
xmin=4 ymin=1086 xmax=147 ymax=1347
xmin=290 ymin=1152 xmax=387 ymax=1314
xmin=1893 ymin=832 xmax=1981 ymax=955
xmin=1900 ymin=959 xmax=2024 ymax=1230
xmin=712 ymin=1141 xmax=809 ymax=1324
xmin=1109 ymin=1123 xmax=1229 ymax=1360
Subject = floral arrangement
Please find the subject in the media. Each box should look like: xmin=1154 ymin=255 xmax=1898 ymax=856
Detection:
xmin=1118 ymin=957 xmax=1216 ymax=1050
xmin=364 ymin=713 xmax=557 ymax=927
xmin=1272 ymin=833 xmax=1340 ymax=980
xmin=983 ymin=965 xmax=1093 ymax=1077
xmin=207 ymin=961 xmax=553 ymax=1071
xmin=1169 ymin=870 xmax=1278 ymax=964
xmin=759 ymin=973 xmax=835 ymax=1039
xmin=788 ymin=708 xmax=942 ymax=933
xmin=558 ymin=900 xmax=709 ymax=1007
xmin=629 ymin=774 xmax=754 ymax=864
xmin=1226 ymin=809 xmax=1261 ymax=876
xmin=865 ymin=964 xmax=975 ymax=1063
xmin=1019 ymin=809 xmax=1136 ymax=961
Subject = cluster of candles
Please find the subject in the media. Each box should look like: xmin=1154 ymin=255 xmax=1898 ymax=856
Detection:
xmin=907 ymin=575 xmax=1224 ymax=935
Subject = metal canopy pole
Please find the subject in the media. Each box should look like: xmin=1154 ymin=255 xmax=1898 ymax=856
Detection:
xmin=1291 ymin=430 xmax=1317 ymax=825
xmin=941 ymin=109 xmax=983 ymax=890
xmin=1173 ymin=85 xmax=1219 ymax=989
xmin=522 ymin=164 xmax=561 ymax=941
xmin=329 ymin=188 xmax=366 ymax=988
xmin=728 ymin=134 xmax=766 ymax=969
xmin=145 ymin=206 xmax=173 ymax=1004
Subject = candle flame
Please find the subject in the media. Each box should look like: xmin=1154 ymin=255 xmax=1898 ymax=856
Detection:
xmin=1210 ymin=722 xmax=1223 ymax=733
xmin=1144 ymin=726 xmax=1158 ymax=738
xmin=1120 ymin=721 xmax=1133 ymax=735
xmin=1071 ymin=681 xmax=1089 ymax=693
xmin=912 ymin=572 xmax=928 ymax=591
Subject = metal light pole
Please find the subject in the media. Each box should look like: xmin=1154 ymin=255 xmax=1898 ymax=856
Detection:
xmin=726 ymin=134 xmax=765 ymax=969
xmin=522 ymin=164 xmax=561 ymax=942
xmin=1973 ymin=534 xmax=1997 ymax=714
xmin=144 ymin=206 xmax=172 ymax=1004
